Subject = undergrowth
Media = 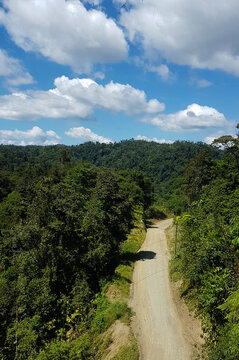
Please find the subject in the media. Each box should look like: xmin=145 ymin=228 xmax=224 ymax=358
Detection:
xmin=97 ymin=206 xmax=146 ymax=358
xmin=166 ymin=219 xmax=206 ymax=359
xmin=36 ymin=206 xmax=146 ymax=360
xmin=112 ymin=336 xmax=139 ymax=360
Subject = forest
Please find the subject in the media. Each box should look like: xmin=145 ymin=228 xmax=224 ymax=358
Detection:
xmin=0 ymin=140 xmax=221 ymax=194
xmin=173 ymin=132 xmax=239 ymax=360
xmin=0 ymin=136 xmax=238 ymax=359
xmin=0 ymin=153 xmax=152 ymax=359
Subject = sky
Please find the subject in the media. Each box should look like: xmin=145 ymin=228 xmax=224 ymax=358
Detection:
xmin=0 ymin=0 xmax=238 ymax=146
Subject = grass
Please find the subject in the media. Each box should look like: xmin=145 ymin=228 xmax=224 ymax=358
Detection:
xmin=166 ymin=222 xmax=200 ymax=309
xmin=94 ymin=207 xmax=146 ymax=359
xmin=112 ymin=336 xmax=139 ymax=360
xmin=165 ymin=221 xmax=184 ymax=282
xmin=165 ymin=221 xmax=205 ymax=360
xmin=113 ymin=227 xmax=146 ymax=297
xmin=91 ymin=300 xmax=129 ymax=334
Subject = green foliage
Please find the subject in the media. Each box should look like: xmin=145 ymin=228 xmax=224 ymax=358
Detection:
xmin=36 ymin=341 xmax=72 ymax=360
xmin=0 ymin=171 xmax=12 ymax=202
xmin=219 ymin=289 xmax=239 ymax=323
xmin=35 ymin=333 xmax=91 ymax=360
xmin=173 ymin=132 xmax=239 ymax=358
xmin=208 ymin=289 xmax=239 ymax=360
xmin=0 ymin=191 xmax=25 ymax=228
xmin=0 ymin=139 xmax=228 ymax=358
xmin=0 ymin=159 xmax=148 ymax=359
xmin=112 ymin=336 xmax=139 ymax=360
xmin=145 ymin=203 xmax=167 ymax=219
xmin=6 ymin=316 xmax=40 ymax=360
xmin=0 ymin=140 xmax=221 ymax=198
xmin=183 ymin=149 xmax=213 ymax=202
xmin=91 ymin=295 xmax=128 ymax=334
xmin=229 ymin=217 xmax=239 ymax=254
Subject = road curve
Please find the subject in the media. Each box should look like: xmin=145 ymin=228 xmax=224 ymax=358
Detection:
xmin=130 ymin=218 xmax=192 ymax=360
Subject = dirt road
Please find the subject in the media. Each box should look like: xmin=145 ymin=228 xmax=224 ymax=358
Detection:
xmin=130 ymin=218 xmax=201 ymax=360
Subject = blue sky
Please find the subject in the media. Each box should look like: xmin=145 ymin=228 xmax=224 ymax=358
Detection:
xmin=0 ymin=0 xmax=238 ymax=145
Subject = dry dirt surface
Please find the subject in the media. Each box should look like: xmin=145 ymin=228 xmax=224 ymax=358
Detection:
xmin=104 ymin=320 xmax=131 ymax=359
xmin=130 ymin=218 xmax=203 ymax=360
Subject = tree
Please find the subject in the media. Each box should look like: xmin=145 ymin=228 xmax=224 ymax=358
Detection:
xmin=183 ymin=149 xmax=213 ymax=202
xmin=212 ymin=123 xmax=239 ymax=156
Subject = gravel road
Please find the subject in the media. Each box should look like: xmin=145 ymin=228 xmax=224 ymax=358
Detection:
xmin=130 ymin=218 xmax=197 ymax=360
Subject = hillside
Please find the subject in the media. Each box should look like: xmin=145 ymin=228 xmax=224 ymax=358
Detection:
xmin=172 ymin=132 xmax=239 ymax=359
xmin=0 ymin=160 xmax=151 ymax=359
xmin=0 ymin=140 xmax=221 ymax=196
xmin=1 ymin=137 xmax=238 ymax=359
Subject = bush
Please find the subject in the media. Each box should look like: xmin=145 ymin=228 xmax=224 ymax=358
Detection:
xmin=91 ymin=295 xmax=127 ymax=334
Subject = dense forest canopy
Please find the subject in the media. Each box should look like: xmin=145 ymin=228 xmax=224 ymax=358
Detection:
xmin=1 ymin=138 xmax=238 ymax=359
xmin=175 ymin=130 xmax=239 ymax=359
xmin=0 ymin=156 xmax=152 ymax=359
xmin=0 ymin=140 xmax=221 ymax=196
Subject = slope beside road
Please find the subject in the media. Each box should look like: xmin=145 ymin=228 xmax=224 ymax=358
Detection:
xmin=130 ymin=218 xmax=202 ymax=360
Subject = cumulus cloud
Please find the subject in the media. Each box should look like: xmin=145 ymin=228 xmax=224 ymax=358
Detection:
xmin=65 ymin=126 xmax=112 ymax=143
xmin=0 ymin=49 xmax=34 ymax=87
xmin=0 ymin=0 xmax=127 ymax=73
xmin=147 ymin=64 xmax=173 ymax=82
xmin=0 ymin=126 xmax=61 ymax=145
xmin=135 ymin=135 xmax=173 ymax=144
xmin=82 ymin=0 xmax=102 ymax=4
xmin=0 ymin=76 xmax=164 ymax=120
xmin=195 ymin=79 xmax=212 ymax=88
xmin=190 ymin=76 xmax=212 ymax=88
xmin=204 ymin=135 xmax=218 ymax=145
xmin=143 ymin=104 xmax=228 ymax=132
xmin=119 ymin=0 xmax=239 ymax=76
xmin=0 ymin=88 xmax=92 ymax=121
xmin=93 ymin=72 xmax=105 ymax=80
xmin=204 ymin=130 xmax=226 ymax=144
xmin=52 ymin=77 xmax=164 ymax=115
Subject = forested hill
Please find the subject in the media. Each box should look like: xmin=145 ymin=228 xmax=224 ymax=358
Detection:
xmin=0 ymin=140 xmax=221 ymax=194
xmin=70 ymin=141 xmax=221 ymax=185
xmin=0 ymin=160 xmax=152 ymax=359
xmin=0 ymin=135 xmax=238 ymax=359
xmin=175 ymin=131 xmax=239 ymax=360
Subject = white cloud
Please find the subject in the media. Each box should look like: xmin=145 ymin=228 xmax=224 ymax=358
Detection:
xmin=119 ymin=0 xmax=239 ymax=76
xmin=0 ymin=49 xmax=34 ymax=87
xmin=147 ymin=64 xmax=173 ymax=82
xmin=190 ymin=76 xmax=212 ymax=88
xmin=0 ymin=90 xmax=91 ymax=121
xmin=143 ymin=104 xmax=228 ymax=132
xmin=0 ymin=126 xmax=61 ymax=145
xmin=82 ymin=0 xmax=102 ymax=4
xmin=0 ymin=0 xmax=127 ymax=73
xmin=204 ymin=130 xmax=227 ymax=144
xmin=65 ymin=126 xmax=112 ymax=143
xmin=0 ymin=76 xmax=164 ymax=120
xmin=52 ymin=77 xmax=165 ymax=115
xmin=196 ymin=79 xmax=212 ymax=88
xmin=135 ymin=135 xmax=173 ymax=144
xmin=204 ymin=135 xmax=217 ymax=145
xmin=93 ymin=72 xmax=105 ymax=80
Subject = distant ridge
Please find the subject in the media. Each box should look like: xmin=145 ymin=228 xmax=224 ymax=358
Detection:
xmin=0 ymin=140 xmax=221 ymax=194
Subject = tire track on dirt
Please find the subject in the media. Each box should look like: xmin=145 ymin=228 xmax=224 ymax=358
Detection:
xmin=130 ymin=219 xmax=201 ymax=360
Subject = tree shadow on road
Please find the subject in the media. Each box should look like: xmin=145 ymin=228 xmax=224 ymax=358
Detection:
xmin=145 ymin=220 xmax=157 ymax=228
xmin=121 ymin=251 xmax=156 ymax=265
xmin=135 ymin=251 xmax=156 ymax=261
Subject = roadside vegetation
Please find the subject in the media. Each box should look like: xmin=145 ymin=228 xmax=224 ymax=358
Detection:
xmin=169 ymin=128 xmax=239 ymax=359
xmin=0 ymin=156 xmax=149 ymax=359
xmin=35 ymin=206 xmax=145 ymax=360
xmin=0 ymin=135 xmax=238 ymax=359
